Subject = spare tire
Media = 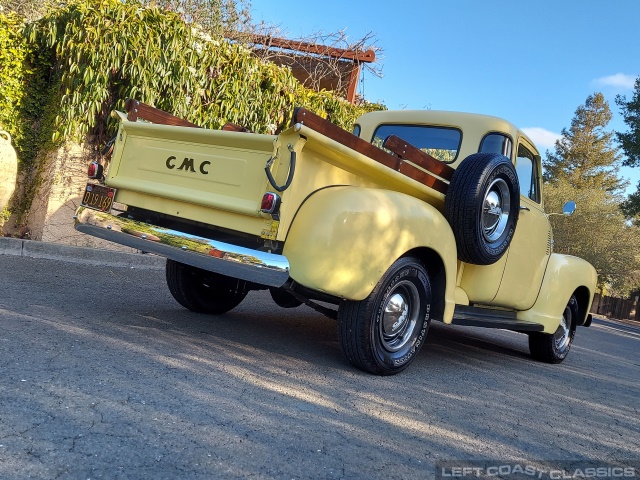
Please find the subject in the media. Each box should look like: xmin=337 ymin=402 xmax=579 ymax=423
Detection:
xmin=444 ymin=153 xmax=519 ymax=265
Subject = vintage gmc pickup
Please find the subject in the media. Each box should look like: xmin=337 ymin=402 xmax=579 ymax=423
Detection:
xmin=75 ymin=100 xmax=597 ymax=375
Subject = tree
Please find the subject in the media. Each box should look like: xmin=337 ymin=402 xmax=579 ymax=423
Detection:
xmin=616 ymin=77 xmax=640 ymax=166
xmin=616 ymin=76 xmax=640 ymax=219
xmin=543 ymin=92 xmax=626 ymax=194
xmin=0 ymin=0 xmax=58 ymax=21
xmin=139 ymin=0 xmax=251 ymax=35
xmin=545 ymin=179 xmax=640 ymax=296
xmin=543 ymin=93 xmax=640 ymax=296
xmin=620 ymin=190 xmax=640 ymax=222
xmin=0 ymin=0 xmax=251 ymax=32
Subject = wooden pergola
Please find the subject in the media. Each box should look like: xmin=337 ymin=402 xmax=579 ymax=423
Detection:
xmin=247 ymin=34 xmax=376 ymax=104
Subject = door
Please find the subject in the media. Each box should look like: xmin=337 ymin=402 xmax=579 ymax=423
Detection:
xmin=492 ymin=140 xmax=551 ymax=310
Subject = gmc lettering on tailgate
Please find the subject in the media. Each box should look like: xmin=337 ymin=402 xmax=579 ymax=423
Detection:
xmin=166 ymin=156 xmax=211 ymax=175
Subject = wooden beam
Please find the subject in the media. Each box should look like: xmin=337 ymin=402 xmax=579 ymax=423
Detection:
xmin=124 ymin=99 xmax=201 ymax=128
xmin=345 ymin=63 xmax=361 ymax=104
xmin=292 ymin=108 xmax=399 ymax=170
xmin=249 ymin=34 xmax=375 ymax=63
xmin=398 ymin=162 xmax=449 ymax=193
xmin=383 ymin=134 xmax=455 ymax=181
xmin=124 ymin=100 xmax=252 ymax=132
xmin=222 ymin=122 xmax=251 ymax=133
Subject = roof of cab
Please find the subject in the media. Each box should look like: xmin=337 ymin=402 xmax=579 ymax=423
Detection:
xmin=355 ymin=110 xmax=538 ymax=157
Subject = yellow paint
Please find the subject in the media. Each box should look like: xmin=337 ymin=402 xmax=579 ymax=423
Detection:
xmin=283 ymin=186 xmax=457 ymax=321
xmin=454 ymin=287 xmax=470 ymax=306
xmin=492 ymin=197 xmax=551 ymax=310
xmin=517 ymin=254 xmax=597 ymax=333
xmin=459 ymin=257 xmax=508 ymax=304
xmin=260 ymin=220 xmax=279 ymax=240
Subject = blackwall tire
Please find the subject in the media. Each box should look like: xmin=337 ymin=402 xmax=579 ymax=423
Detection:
xmin=529 ymin=295 xmax=578 ymax=363
xmin=444 ymin=153 xmax=520 ymax=265
xmin=337 ymin=256 xmax=432 ymax=375
xmin=165 ymin=259 xmax=247 ymax=314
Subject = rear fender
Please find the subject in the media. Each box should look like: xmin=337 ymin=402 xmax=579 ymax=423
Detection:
xmin=517 ymin=253 xmax=597 ymax=333
xmin=283 ymin=186 xmax=457 ymax=320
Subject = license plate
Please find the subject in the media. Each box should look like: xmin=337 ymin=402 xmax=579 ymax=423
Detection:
xmin=81 ymin=183 xmax=117 ymax=213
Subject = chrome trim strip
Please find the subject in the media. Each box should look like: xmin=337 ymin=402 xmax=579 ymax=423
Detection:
xmin=74 ymin=206 xmax=290 ymax=287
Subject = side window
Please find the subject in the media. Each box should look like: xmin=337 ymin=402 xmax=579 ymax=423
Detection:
xmin=480 ymin=133 xmax=513 ymax=158
xmin=516 ymin=144 xmax=540 ymax=203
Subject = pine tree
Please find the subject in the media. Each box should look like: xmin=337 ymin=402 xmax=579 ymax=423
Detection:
xmin=616 ymin=77 xmax=640 ymax=167
xmin=543 ymin=93 xmax=640 ymax=295
xmin=616 ymin=76 xmax=640 ymax=219
xmin=545 ymin=179 xmax=640 ymax=295
xmin=543 ymin=92 xmax=626 ymax=194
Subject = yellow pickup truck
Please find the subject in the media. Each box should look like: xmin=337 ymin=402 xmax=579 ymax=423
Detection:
xmin=75 ymin=100 xmax=597 ymax=375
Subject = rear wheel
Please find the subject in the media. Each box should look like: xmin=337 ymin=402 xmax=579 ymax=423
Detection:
xmin=166 ymin=259 xmax=247 ymax=314
xmin=337 ymin=256 xmax=432 ymax=375
xmin=529 ymin=295 xmax=578 ymax=363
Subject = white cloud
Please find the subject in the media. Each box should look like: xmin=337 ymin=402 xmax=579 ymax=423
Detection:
xmin=593 ymin=73 xmax=637 ymax=90
xmin=521 ymin=127 xmax=562 ymax=150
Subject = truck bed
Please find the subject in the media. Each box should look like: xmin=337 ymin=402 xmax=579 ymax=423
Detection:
xmin=103 ymin=106 xmax=453 ymax=243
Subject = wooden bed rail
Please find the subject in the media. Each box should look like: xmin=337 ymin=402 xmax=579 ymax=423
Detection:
xmin=382 ymin=135 xmax=455 ymax=182
xmin=124 ymin=99 xmax=249 ymax=132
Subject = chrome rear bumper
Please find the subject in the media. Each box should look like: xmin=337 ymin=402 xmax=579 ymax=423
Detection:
xmin=74 ymin=206 xmax=290 ymax=287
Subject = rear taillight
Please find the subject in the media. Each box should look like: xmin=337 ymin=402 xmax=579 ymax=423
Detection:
xmin=261 ymin=192 xmax=281 ymax=214
xmin=88 ymin=161 xmax=104 ymax=180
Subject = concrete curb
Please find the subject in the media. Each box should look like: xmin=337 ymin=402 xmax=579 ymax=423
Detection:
xmin=0 ymin=237 xmax=164 ymax=270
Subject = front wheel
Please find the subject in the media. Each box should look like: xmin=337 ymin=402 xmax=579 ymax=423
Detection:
xmin=166 ymin=260 xmax=247 ymax=314
xmin=337 ymin=256 xmax=432 ymax=375
xmin=529 ymin=295 xmax=578 ymax=363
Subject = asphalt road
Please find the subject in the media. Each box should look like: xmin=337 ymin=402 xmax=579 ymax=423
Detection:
xmin=1 ymin=252 xmax=639 ymax=479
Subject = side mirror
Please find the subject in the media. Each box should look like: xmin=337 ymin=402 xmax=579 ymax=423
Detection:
xmin=562 ymin=201 xmax=576 ymax=216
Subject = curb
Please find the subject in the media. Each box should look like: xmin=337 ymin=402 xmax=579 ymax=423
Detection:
xmin=0 ymin=237 xmax=164 ymax=270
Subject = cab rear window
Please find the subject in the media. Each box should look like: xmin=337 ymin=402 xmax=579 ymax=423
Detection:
xmin=372 ymin=124 xmax=462 ymax=163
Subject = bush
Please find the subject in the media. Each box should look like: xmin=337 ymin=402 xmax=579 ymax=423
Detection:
xmin=24 ymin=0 xmax=382 ymax=145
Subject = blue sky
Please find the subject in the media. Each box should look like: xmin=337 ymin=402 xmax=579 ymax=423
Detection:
xmin=249 ymin=0 xmax=640 ymax=192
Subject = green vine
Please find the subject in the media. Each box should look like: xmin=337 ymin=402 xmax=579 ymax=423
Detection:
xmin=0 ymin=12 xmax=57 ymax=225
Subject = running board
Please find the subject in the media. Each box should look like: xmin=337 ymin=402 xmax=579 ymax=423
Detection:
xmin=449 ymin=305 xmax=544 ymax=332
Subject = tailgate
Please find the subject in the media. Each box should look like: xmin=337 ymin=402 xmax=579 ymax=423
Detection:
xmin=107 ymin=117 xmax=277 ymax=218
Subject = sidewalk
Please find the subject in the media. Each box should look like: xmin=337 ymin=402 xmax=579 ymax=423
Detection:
xmin=0 ymin=237 xmax=164 ymax=269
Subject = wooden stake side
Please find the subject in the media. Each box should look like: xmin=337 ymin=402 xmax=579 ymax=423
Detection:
xmin=292 ymin=108 xmax=401 ymax=171
xmin=292 ymin=108 xmax=448 ymax=194
xmin=383 ymin=134 xmax=455 ymax=182
xmin=398 ymin=162 xmax=449 ymax=193
xmin=125 ymin=99 xmax=201 ymax=128
xmin=221 ymin=122 xmax=252 ymax=133
xmin=124 ymin=99 xmax=253 ymax=133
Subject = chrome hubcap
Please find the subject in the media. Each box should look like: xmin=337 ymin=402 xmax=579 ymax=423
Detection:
xmin=482 ymin=178 xmax=510 ymax=242
xmin=380 ymin=281 xmax=419 ymax=352
xmin=554 ymin=306 xmax=572 ymax=350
